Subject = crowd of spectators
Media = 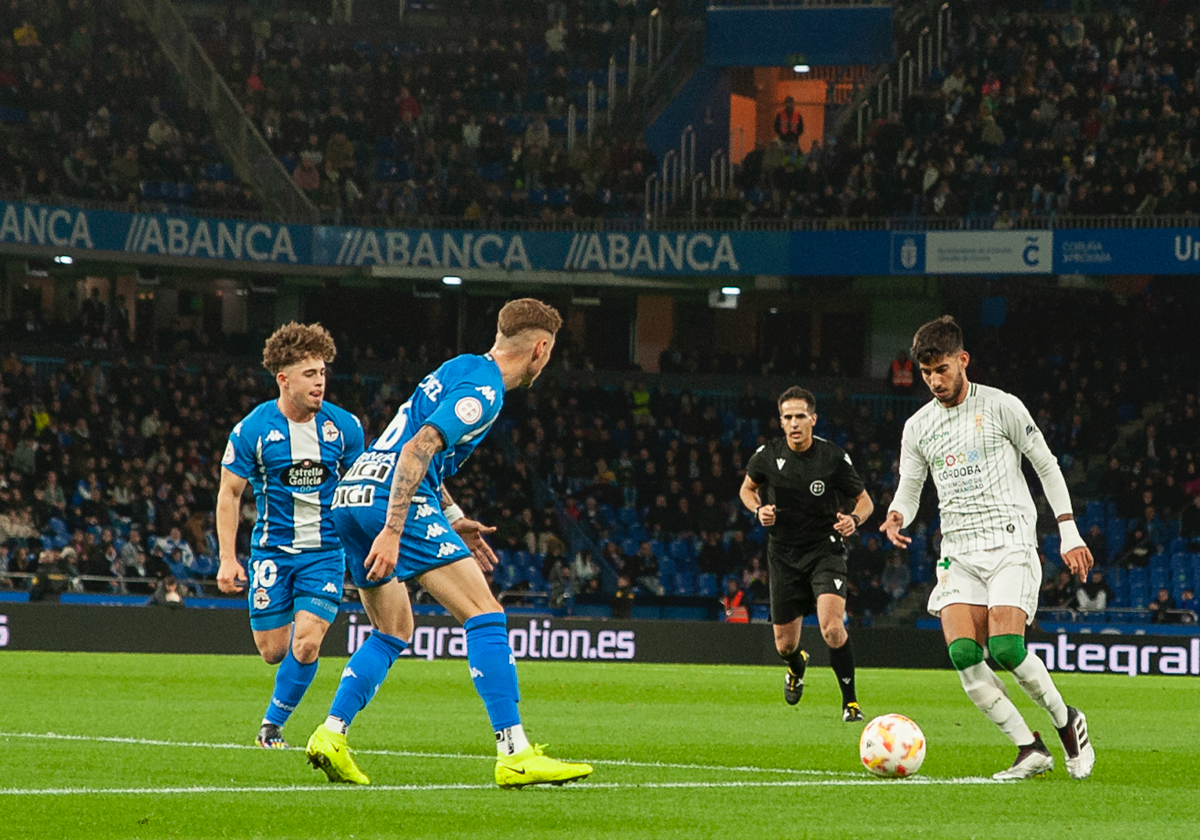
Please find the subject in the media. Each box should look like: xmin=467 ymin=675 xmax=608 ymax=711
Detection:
xmin=0 ymin=0 xmax=262 ymax=215
xmin=4 ymin=274 xmax=1200 ymax=621
xmin=734 ymin=1 xmax=1200 ymax=224
xmin=195 ymin=1 xmax=662 ymax=223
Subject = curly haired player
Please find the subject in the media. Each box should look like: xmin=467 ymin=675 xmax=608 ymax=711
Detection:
xmin=216 ymin=323 xmax=364 ymax=749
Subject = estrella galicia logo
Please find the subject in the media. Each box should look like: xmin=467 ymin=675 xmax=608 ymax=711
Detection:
xmin=281 ymin=459 xmax=333 ymax=489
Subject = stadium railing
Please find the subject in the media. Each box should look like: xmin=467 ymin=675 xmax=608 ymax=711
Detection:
xmin=1036 ymin=606 xmax=1199 ymax=626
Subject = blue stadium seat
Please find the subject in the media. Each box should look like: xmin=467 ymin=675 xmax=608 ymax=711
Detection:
xmin=1106 ymin=519 xmax=1127 ymax=554
xmin=494 ymin=548 xmax=512 ymax=567
xmin=620 ymin=539 xmax=638 ymax=557
xmin=375 ymin=160 xmax=400 ymax=181
xmin=667 ymin=539 xmax=692 ymax=562
xmin=0 ymin=106 xmax=27 ymax=123
xmin=527 ymin=189 xmax=549 ymax=207
xmin=525 ymin=91 xmax=546 ymax=112
xmin=657 ymin=558 xmax=676 ymax=581
xmin=547 ymin=117 xmax=567 ymax=135
xmin=503 ymin=115 xmax=527 ymax=135
xmin=1127 ymin=567 xmax=1150 ymax=609
xmin=548 ymin=188 xmax=571 ymax=206
xmin=513 ymin=550 xmax=532 ymax=568
xmin=673 ymin=573 xmax=696 ymax=596
xmin=696 ymin=573 xmax=717 ymax=598
xmin=1168 ymin=536 xmax=1187 ymax=556
xmin=139 ymin=180 xmax=162 ymax=199
xmin=1085 ymin=500 xmax=1105 ymax=528
xmin=648 ymin=539 xmax=666 ymax=559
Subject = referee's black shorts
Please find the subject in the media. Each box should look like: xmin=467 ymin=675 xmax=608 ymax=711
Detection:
xmin=767 ymin=539 xmax=849 ymax=625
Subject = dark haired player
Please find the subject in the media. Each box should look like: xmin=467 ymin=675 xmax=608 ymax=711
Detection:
xmin=740 ymin=386 xmax=874 ymax=722
xmin=881 ymin=315 xmax=1095 ymax=780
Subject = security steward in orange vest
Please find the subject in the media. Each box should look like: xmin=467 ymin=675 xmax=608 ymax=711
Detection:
xmin=774 ymin=96 xmax=804 ymax=148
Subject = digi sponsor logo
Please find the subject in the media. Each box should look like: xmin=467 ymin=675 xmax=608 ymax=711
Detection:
xmin=1028 ymin=635 xmax=1200 ymax=677
xmin=347 ymin=616 xmax=636 ymax=661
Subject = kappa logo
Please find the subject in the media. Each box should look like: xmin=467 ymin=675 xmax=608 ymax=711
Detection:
xmin=475 ymin=385 xmax=497 ymax=405
xmin=437 ymin=542 xmax=459 ymax=558
xmin=266 ymin=429 xmax=286 ymax=443
xmin=810 ymin=480 xmax=826 ymax=496
xmin=414 ymin=503 xmax=438 ymax=520
xmin=776 ymin=458 xmax=786 ymax=471
xmin=470 ymin=667 xmax=484 ymax=679
xmin=341 ymin=666 xmax=357 ymax=680
xmin=322 ymin=582 xmax=338 ymax=594
xmin=425 ymin=523 xmax=448 ymax=539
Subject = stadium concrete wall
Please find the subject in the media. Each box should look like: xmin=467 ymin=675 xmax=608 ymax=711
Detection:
xmin=1 ymin=605 xmax=1197 ymax=677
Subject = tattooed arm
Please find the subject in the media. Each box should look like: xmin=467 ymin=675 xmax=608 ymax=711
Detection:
xmin=363 ymin=425 xmax=445 ymax=581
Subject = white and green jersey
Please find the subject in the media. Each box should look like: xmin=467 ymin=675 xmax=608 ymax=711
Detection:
xmin=890 ymin=382 xmax=1066 ymax=556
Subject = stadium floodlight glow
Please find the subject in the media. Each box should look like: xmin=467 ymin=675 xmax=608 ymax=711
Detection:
xmin=54 ymin=254 xmax=74 ymax=265
xmin=441 ymin=275 xmax=463 ymax=286
xmin=721 ymin=286 xmax=741 ymax=296
xmin=792 ymin=63 xmax=811 ymax=73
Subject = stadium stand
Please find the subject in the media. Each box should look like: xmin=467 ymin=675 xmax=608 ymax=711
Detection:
xmin=6 ymin=276 xmax=1198 ymax=624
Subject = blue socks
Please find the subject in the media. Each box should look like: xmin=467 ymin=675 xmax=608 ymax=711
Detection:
xmin=327 ymin=630 xmax=408 ymax=727
xmin=263 ymin=650 xmax=319 ymax=727
xmin=465 ymin=613 xmax=521 ymax=731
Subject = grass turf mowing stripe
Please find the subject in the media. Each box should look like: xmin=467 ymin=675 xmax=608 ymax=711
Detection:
xmin=0 ymin=731 xmax=859 ymax=777
xmin=0 ymin=778 xmax=1008 ymax=796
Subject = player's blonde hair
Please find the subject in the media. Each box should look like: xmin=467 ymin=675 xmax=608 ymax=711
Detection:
xmin=262 ymin=322 xmax=337 ymax=374
xmin=497 ymin=298 xmax=562 ymax=338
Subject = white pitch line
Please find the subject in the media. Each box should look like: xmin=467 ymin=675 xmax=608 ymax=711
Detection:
xmin=0 ymin=777 xmax=1008 ymax=797
xmin=0 ymin=732 xmax=858 ymax=778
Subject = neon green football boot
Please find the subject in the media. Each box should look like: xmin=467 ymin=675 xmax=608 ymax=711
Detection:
xmin=306 ymin=724 xmax=370 ymax=785
xmin=494 ymin=744 xmax=593 ymax=789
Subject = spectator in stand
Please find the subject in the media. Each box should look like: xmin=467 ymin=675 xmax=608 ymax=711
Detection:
xmin=1182 ymin=495 xmax=1200 ymax=546
xmin=1115 ymin=525 xmax=1156 ymax=569
xmin=1181 ymin=589 xmax=1199 ymax=619
xmin=1083 ymin=524 xmax=1109 ymax=567
xmin=1075 ymin=570 xmax=1112 ymax=613
xmin=571 ymin=547 xmax=600 ymax=591
xmin=610 ymin=573 xmax=634 ymax=618
xmin=1041 ymin=569 xmax=1077 ymax=609
xmin=722 ymin=577 xmax=749 ymax=623
xmin=1148 ymin=587 xmax=1178 ymax=624
xmin=150 ymin=575 xmax=186 ymax=609
xmin=880 ymin=552 xmax=911 ymax=603
xmin=696 ymin=531 xmax=728 ymax=577
xmin=773 ymin=96 xmax=804 ymax=150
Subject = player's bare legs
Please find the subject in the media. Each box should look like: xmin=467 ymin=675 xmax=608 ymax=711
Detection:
xmin=359 ymin=579 xmax=416 ymax=639
xmin=252 ymin=611 xmax=332 ymax=665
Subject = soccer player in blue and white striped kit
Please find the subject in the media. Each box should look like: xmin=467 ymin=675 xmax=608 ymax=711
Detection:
xmin=305 ymin=299 xmax=592 ymax=788
xmin=216 ymin=323 xmax=364 ymax=749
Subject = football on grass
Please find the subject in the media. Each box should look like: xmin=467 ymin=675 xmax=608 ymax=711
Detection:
xmin=859 ymin=714 xmax=926 ymax=778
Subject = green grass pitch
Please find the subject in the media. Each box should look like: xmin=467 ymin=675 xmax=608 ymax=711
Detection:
xmin=2 ymin=651 xmax=1197 ymax=839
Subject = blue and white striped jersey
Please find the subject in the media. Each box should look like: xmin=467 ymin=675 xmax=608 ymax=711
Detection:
xmin=223 ymin=400 xmax=365 ymax=553
xmin=338 ymin=354 xmax=505 ymax=504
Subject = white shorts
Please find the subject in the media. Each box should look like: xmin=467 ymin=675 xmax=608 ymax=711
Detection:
xmin=926 ymin=544 xmax=1040 ymax=625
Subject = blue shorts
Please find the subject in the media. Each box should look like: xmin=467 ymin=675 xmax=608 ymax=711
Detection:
xmin=246 ymin=548 xmax=344 ymax=632
xmin=333 ymin=493 xmax=472 ymax=589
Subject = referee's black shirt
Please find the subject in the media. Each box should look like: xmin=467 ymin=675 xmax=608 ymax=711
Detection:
xmin=746 ymin=436 xmax=865 ymax=550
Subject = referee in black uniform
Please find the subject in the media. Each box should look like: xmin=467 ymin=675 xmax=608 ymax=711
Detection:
xmin=740 ymin=386 xmax=874 ymax=721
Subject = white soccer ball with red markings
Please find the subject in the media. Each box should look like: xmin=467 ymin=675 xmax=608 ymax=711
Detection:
xmin=859 ymin=714 xmax=926 ymax=778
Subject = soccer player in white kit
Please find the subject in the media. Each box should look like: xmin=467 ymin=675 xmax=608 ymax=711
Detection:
xmin=880 ymin=316 xmax=1096 ymax=780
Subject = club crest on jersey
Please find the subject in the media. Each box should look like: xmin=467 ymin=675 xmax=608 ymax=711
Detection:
xmin=810 ymin=480 xmax=826 ymax=496
xmin=322 ymin=419 xmax=340 ymax=442
xmin=280 ymin=459 xmax=333 ymax=489
xmin=253 ymin=588 xmax=271 ymax=609
xmin=454 ymin=396 xmax=483 ymax=424
xmin=974 ymin=414 xmax=984 ymax=431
